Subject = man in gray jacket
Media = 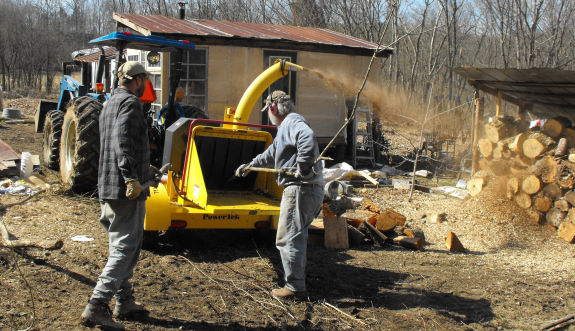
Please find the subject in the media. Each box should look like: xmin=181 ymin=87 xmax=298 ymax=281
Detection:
xmin=81 ymin=61 xmax=160 ymax=330
xmin=236 ymin=90 xmax=324 ymax=300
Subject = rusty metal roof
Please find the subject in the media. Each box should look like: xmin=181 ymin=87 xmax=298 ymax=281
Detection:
xmin=113 ymin=13 xmax=392 ymax=58
xmin=452 ymin=67 xmax=575 ymax=121
xmin=73 ymin=46 xmax=117 ymax=63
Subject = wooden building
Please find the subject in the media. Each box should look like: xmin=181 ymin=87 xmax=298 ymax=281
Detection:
xmin=76 ymin=13 xmax=392 ymax=160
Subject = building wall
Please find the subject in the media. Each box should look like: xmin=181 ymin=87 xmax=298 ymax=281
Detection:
xmin=203 ymin=45 xmax=382 ymax=143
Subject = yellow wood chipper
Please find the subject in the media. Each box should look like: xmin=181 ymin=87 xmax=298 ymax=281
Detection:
xmin=144 ymin=60 xmax=304 ymax=240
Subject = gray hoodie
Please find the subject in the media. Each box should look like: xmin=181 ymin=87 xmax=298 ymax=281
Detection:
xmin=251 ymin=113 xmax=324 ymax=187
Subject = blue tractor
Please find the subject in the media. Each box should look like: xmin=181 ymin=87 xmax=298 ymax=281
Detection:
xmin=35 ymin=32 xmax=202 ymax=193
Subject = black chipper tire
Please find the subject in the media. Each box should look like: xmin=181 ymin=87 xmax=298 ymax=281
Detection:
xmin=42 ymin=110 xmax=64 ymax=170
xmin=60 ymin=96 xmax=102 ymax=194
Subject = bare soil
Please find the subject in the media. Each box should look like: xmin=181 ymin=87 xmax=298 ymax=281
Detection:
xmin=1 ymin=97 xmax=575 ymax=330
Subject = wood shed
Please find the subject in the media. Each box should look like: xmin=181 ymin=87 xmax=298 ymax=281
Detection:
xmin=453 ymin=67 xmax=575 ymax=174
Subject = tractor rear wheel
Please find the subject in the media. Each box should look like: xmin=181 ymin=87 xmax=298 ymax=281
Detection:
xmin=60 ymin=96 xmax=102 ymax=194
xmin=42 ymin=110 xmax=63 ymax=170
xmin=182 ymin=105 xmax=209 ymax=119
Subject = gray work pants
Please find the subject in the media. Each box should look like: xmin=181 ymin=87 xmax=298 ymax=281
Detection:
xmin=276 ymin=185 xmax=323 ymax=292
xmin=90 ymin=199 xmax=146 ymax=304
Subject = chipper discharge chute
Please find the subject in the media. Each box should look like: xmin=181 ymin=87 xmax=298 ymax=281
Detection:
xmin=144 ymin=60 xmax=304 ymax=235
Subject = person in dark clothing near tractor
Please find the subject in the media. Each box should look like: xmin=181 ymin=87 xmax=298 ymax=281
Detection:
xmin=81 ymin=61 xmax=161 ymax=330
xmin=235 ymin=90 xmax=324 ymax=300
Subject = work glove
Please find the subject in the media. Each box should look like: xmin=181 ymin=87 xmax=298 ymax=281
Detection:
xmin=295 ymin=163 xmax=315 ymax=179
xmin=235 ymin=163 xmax=252 ymax=177
xmin=148 ymin=165 xmax=162 ymax=188
xmin=125 ymin=179 xmax=142 ymax=200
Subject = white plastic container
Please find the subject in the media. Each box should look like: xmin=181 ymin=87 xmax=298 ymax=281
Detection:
xmin=20 ymin=152 xmax=33 ymax=178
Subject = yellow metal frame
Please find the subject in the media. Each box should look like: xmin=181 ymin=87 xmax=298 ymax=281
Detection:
xmin=145 ymin=125 xmax=283 ymax=231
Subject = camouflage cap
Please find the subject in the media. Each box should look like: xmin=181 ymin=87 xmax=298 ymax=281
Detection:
xmin=261 ymin=90 xmax=288 ymax=112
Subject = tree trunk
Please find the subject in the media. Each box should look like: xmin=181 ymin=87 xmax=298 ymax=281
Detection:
xmin=523 ymin=132 xmax=555 ymax=159
xmin=508 ymin=133 xmax=527 ymax=155
xmin=542 ymin=116 xmax=572 ymax=139
xmin=546 ymin=207 xmax=566 ymax=228
xmin=555 ymin=199 xmax=570 ymax=212
xmin=507 ymin=177 xmax=519 ymax=199
xmin=467 ymin=177 xmax=486 ymax=197
xmin=555 ymin=138 xmax=569 ymax=157
xmin=479 ymin=138 xmax=494 ymax=157
xmin=515 ymin=191 xmax=532 ymax=209
xmin=531 ymin=156 xmax=558 ymax=183
xmin=485 ymin=116 xmax=515 ymax=143
xmin=521 ymin=175 xmax=541 ymax=195
xmin=535 ymin=196 xmax=552 ymax=212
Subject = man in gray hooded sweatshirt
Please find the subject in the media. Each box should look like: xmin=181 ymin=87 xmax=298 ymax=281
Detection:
xmin=236 ymin=90 xmax=324 ymax=300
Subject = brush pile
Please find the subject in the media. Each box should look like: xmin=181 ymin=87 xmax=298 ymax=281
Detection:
xmin=470 ymin=115 xmax=575 ymax=243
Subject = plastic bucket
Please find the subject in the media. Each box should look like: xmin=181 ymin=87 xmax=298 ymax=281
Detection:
xmin=3 ymin=108 xmax=21 ymax=119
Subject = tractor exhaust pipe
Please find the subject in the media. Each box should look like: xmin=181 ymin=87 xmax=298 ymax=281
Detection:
xmin=178 ymin=1 xmax=186 ymax=19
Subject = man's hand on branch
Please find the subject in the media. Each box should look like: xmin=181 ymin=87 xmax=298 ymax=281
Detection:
xmin=235 ymin=163 xmax=252 ymax=177
xmin=148 ymin=165 xmax=162 ymax=188
xmin=295 ymin=163 xmax=315 ymax=179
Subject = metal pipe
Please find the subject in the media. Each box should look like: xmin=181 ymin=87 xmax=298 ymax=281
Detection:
xmin=178 ymin=1 xmax=186 ymax=19
xmin=232 ymin=59 xmax=303 ymax=129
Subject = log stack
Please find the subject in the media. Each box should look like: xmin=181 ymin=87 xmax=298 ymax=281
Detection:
xmin=470 ymin=115 xmax=575 ymax=243
xmin=327 ymin=198 xmax=426 ymax=250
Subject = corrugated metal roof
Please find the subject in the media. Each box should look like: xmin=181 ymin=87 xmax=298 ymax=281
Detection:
xmin=452 ymin=67 xmax=575 ymax=121
xmin=73 ymin=46 xmax=117 ymax=62
xmin=113 ymin=13 xmax=392 ymax=58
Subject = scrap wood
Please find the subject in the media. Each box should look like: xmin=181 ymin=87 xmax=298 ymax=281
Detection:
xmin=321 ymin=203 xmax=336 ymax=217
xmin=361 ymin=197 xmax=380 ymax=214
xmin=357 ymin=170 xmax=379 ymax=186
xmin=358 ymin=221 xmax=387 ymax=246
xmin=392 ymin=236 xmax=423 ymax=250
xmin=538 ymin=314 xmax=575 ymax=331
xmin=1 ymin=220 xmax=63 ymax=250
xmin=309 ymin=218 xmax=324 ymax=232
xmin=446 ymin=231 xmax=465 ymax=252
xmin=347 ymin=225 xmax=365 ymax=245
xmin=376 ymin=208 xmax=406 ymax=232
xmin=323 ymin=217 xmax=349 ymax=249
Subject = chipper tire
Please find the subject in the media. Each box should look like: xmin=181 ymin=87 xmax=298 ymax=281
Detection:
xmin=42 ymin=110 xmax=64 ymax=170
xmin=60 ymin=96 xmax=102 ymax=194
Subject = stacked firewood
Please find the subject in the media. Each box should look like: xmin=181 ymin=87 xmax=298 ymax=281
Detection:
xmin=469 ymin=115 xmax=575 ymax=243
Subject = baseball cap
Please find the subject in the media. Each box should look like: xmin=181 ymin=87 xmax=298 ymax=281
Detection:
xmin=117 ymin=61 xmax=151 ymax=80
xmin=261 ymin=90 xmax=288 ymax=112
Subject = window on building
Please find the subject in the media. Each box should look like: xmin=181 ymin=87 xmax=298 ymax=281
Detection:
xmin=177 ymin=48 xmax=208 ymax=115
xmin=150 ymin=74 xmax=162 ymax=113
xmin=127 ymin=54 xmax=138 ymax=62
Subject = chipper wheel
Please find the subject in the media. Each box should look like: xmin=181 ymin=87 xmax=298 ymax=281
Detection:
xmin=42 ymin=110 xmax=64 ymax=170
xmin=59 ymin=96 xmax=102 ymax=194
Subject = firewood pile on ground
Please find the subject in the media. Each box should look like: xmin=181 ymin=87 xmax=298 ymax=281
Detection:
xmin=470 ymin=115 xmax=575 ymax=243
xmin=313 ymin=196 xmax=467 ymax=253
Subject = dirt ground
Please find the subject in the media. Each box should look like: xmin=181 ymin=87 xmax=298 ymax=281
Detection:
xmin=1 ymin=97 xmax=575 ymax=331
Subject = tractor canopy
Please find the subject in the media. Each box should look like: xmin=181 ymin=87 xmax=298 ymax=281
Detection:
xmin=89 ymin=32 xmax=196 ymax=52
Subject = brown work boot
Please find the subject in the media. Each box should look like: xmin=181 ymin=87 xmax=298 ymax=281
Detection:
xmin=271 ymin=287 xmax=308 ymax=301
xmin=113 ymin=295 xmax=147 ymax=319
xmin=81 ymin=299 xmax=125 ymax=330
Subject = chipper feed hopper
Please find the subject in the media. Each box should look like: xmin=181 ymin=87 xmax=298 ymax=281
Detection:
xmin=144 ymin=60 xmax=304 ymax=236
